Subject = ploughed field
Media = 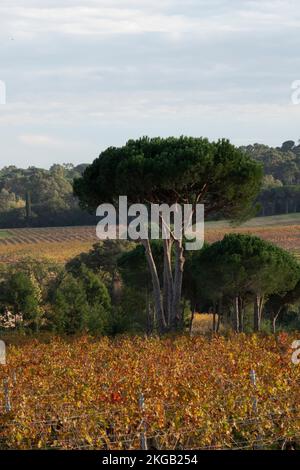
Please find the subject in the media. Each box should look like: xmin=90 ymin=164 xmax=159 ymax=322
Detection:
xmin=0 ymin=334 xmax=299 ymax=450
xmin=1 ymin=213 xmax=300 ymax=263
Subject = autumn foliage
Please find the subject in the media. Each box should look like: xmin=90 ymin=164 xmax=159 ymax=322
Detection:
xmin=0 ymin=334 xmax=299 ymax=449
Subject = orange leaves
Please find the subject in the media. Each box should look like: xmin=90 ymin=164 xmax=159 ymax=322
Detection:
xmin=110 ymin=392 xmax=122 ymax=404
xmin=0 ymin=334 xmax=299 ymax=449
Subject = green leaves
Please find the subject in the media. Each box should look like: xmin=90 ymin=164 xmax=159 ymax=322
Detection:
xmin=74 ymin=136 xmax=263 ymax=222
xmin=185 ymin=233 xmax=300 ymax=326
xmin=53 ymin=268 xmax=111 ymax=335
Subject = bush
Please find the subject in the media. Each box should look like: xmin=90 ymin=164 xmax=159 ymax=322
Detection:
xmin=52 ymin=269 xmax=112 ymax=335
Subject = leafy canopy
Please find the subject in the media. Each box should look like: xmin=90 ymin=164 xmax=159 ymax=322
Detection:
xmin=74 ymin=136 xmax=263 ymax=221
xmin=187 ymin=234 xmax=300 ymax=306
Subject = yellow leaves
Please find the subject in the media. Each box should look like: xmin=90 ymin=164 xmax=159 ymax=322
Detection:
xmin=15 ymin=432 xmax=23 ymax=444
xmin=37 ymin=439 xmax=43 ymax=449
xmin=84 ymin=434 xmax=93 ymax=445
xmin=0 ymin=333 xmax=299 ymax=449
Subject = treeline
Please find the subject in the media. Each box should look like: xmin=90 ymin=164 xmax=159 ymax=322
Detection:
xmin=0 ymin=164 xmax=96 ymax=228
xmin=1 ymin=236 xmax=300 ymax=335
xmin=258 ymin=185 xmax=300 ymax=216
xmin=242 ymin=140 xmax=300 ymax=216
xmin=241 ymin=140 xmax=300 ymax=185
xmin=2 ymin=139 xmax=300 ymax=228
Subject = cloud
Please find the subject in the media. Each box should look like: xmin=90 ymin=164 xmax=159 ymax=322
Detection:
xmin=18 ymin=134 xmax=61 ymax=146
xmin=1 ymin=0 xmax=300 ymax=39
xmin=0 ymin=0 xmax=300 ymax=167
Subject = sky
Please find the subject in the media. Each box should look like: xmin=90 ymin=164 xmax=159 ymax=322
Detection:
xmin=0 ymin=0 xmax=300 ymax=168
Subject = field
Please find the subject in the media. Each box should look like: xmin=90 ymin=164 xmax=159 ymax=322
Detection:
xmin=0 ymin=226 xmax=96 ymax=263
xmin=0 ymin=231 xmax=11 ymax=239
xmin=1 ymin=214 xmax=300 ymax=264
xmin=205 ymin=213 xmax=300 ymax=260
xmin=0 ymin=334 xmax=299 ymax=450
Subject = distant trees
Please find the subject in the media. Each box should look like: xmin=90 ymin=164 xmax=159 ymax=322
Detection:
xmin=74 ymin=136 xmax=262 ymax=333
xmin=241 ymin=141 xmax=300 ymax=185
xmin=0 ymin=188 xmax=23 ymax=212
xmin=0 ymin=164 xmax=95 ymax=228
xmin=258 ymin=185 xmax=300 ymax=216
xmin=2 ymin=138 xmax=300 ymax=229
xmin=241 ymin=140 xmax=300 ymax=216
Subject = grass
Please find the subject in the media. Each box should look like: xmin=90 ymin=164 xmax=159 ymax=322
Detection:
xmin=0 ymin=230 xmax=11 ymax=239
xmin=191 ymin=313 xmax=224 ymax=334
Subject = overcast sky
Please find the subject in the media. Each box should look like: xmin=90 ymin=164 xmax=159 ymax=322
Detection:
xmin=0 ymin=0 xmax=300 ymax=168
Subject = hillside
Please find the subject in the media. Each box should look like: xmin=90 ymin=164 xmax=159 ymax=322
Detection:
xmin=1 ymin=213 xmax=300 ymax=263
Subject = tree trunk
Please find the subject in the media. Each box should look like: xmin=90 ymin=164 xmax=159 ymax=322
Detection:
xmin=254 ymin=294 xmax=264 ymax=332
xmin=254 ymin=295 xmax=259 ymax=332
xmin=234 ymin=296 xmax=240 ymax=333
xmin=146 ymin=290 xmax=153 ymax=335
xmin=26 ymin=190 xmax=32 ymax=226
xmin=142 ymin=234 xmax=185 ymax=333
xmin=189 ymin=308 xmax=196 ymax=336
xmin=171 ymin=238 xmax=185 ymax=330
xmin=272 ymin=308 xmax=282 ymax=335
xmin=112 ymin=270 xmax=122 ymax=305
xmin=239 ymin=297 xmax=244 ymax=333
xmin=141 ymin=239 xmax=166 ymax=333
xmin=163 ymin=239 xmax=173 ymax=326
xmin=216 ymin=297 xmax=222 ymax=333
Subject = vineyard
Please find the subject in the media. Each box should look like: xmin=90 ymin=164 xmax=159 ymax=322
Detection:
xmin=1 ymin=214 xmax=300 ymax=264
xmin=0 ymin=334 xmax=299 ymax=450
xmin=0 ymin=226 xmax=96 ymax=263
